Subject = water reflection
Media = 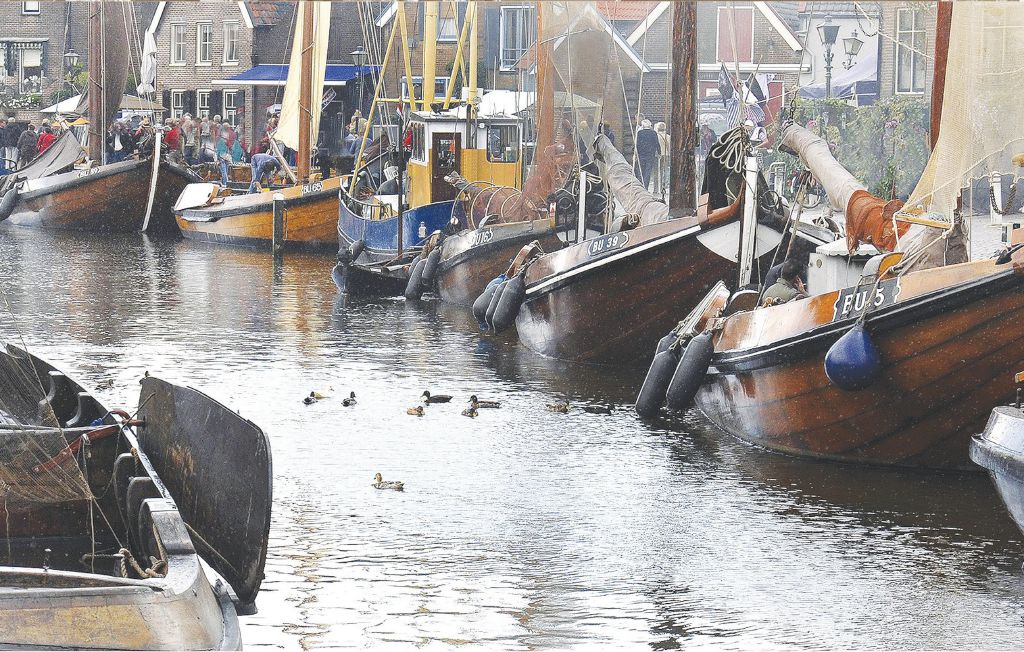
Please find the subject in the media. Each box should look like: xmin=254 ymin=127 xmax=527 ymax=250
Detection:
xmin=0 ymin=226 xmax=1022 ymax=650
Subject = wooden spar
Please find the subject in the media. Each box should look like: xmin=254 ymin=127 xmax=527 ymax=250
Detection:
xmin=535 ymin=2 xmax=553 ymax=156
xmin=297 ymin=0 xmax=314 ymax=182
xmin=140 ymin=129 xmax=162 ymax=232
xmin=397 ymin=3 xmax=417 ymax=111
xmin=930 ymin=0 xmax=953 ymax=149
xmin=423 ymin=2 xmax=439 ymax=109
xmin=87 ymin=0 xmax=102 ymax=163
xmin=354 ymin=17 xmax=399 ymax=171
xmin=669 ymin=1 xmax=697 ymax=215
xmin=468 ymin=2 xmax=479 ymax=112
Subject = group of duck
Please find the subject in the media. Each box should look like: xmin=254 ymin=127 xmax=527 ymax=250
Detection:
xmin=406 ymin=391 xmax=501 ymax=419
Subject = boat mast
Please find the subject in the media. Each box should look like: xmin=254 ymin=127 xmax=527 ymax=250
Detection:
xmin=297 ymin=0 xmax=314 ymax=182
xmin=668 ymin=1 xmax=697 ymax=215
xmin=468 ymin=2 xmax=479 ymax=113
xmin=930 ymin=0 xmax=952 ymax=149
xmin=535 ymin=2 xmax=553 ymax=159
xmin=423 ymin=3 xmax=438 ymax=110
xmin=87 ymin=0 xmax=104 ymax=163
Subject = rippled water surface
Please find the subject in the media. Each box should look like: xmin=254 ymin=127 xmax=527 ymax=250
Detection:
xmin=1 ymin=228 xmax=1023 ymax=650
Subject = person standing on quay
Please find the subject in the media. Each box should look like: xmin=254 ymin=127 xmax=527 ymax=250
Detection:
xmin=654 ymin=121 xmax=670 ymax=198
xmin=634 ymin=119 xmax=659 ymax=190
xmin=35 ymin=125 xmax=56 ymax=156
xmin=215 ymin=126 xmax=232 ymax=186
xmin=16 ymin=124 xmax=37 ymax=167
xmin=5 ymin=118 xmax=22 ymax=169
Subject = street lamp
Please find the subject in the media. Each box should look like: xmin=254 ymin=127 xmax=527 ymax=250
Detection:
xmin=62 ymin=49 xmax=80 ymax=95
xmin=817 ymin=16 xmax=840 ymax=98
xmin=843 ymin=30 xmax=864 ymax=70
xmin=350 ymin=46 xmax=367 ymax=115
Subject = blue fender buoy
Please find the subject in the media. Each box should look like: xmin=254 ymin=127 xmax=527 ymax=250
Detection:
xmin=824 ymin=324 xmax=882 ymax=391
xmin=420 ymin=247 xmax=442 ymax=289
xmin=404 ymin=256 xmax=426 ymax=300
xmin=665 ymin=332 xmax=715 ymax=410
xmin=0 ymin=187 xmax=16 ymax=222
xmin=484 ymin=280 xmax=509 ymax=331
xmin=349 ymin=239 xmax=365 ymax=263
xmin=473 ymin=275 xmax=505 ymax=327
xmin=636 ymin=347 xmax=681 ymax=417
xmin=490 ymin=274 xmax=526 ymax=333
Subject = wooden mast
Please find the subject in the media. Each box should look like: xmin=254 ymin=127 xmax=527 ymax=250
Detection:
xmin=535 ymin=1 xmax=553 ymax=157
xmin=930 ymin=0 xmax=953 ymax=149
xmin=297 ymin=0 xmax=314 ymax=182
xmin=669 ymin=1 xmax=697 ymax=215
xmin=87 ymin=0 xmax=103 ymax=163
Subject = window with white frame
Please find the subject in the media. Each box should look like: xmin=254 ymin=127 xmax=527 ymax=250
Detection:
xmin=171 ymin=90 xmax=185 ymax=119
xmin=196 ymin=22 xmax=213 ymax=65
xmin=223 ymin=90 xmax=238 ymax=125
xmin=18 ymin=48 xmax=43 ymax=94
xmin=500 ymin=6 xmax=535 ymax=71
xmin=223 ymin=21 xmax=239 ymax=64
xmin=22 ymin=2 xmax=40 ymax=15
xmin=895 ymin=8 xmax=925 ymax=94
xmin=170 ymin=24 xmax=187 ymax=65
xmin=401 ymin=76 xmax=449 ymax=103
xmin=438 ymin=2 xmax=461 ymax=42
xmin=197 ymin=90 xmax=210 ymax=118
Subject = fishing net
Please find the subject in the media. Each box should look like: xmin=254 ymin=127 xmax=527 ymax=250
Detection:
xmin=0 ymin=345 xmax=91 ymax=512
xmin=901 ymin=2 xmax=1024 ymax=258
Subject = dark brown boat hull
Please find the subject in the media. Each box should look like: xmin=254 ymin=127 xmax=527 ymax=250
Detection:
xmin=514 ymin=224 xmax=761 ymax=365
xmin=6 ymin=158 xmax=192 ymax=234
xmin=696 ymin=270 xmax=1024 ymax=470
xmin=435 ymin=223 xmax=564 ymax=307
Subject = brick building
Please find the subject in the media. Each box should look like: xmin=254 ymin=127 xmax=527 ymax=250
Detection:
xmin=877 ymin=1 xmax=936 ymax=101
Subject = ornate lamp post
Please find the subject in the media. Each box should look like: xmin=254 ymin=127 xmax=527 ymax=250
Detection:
xmin=349 ymin=46 xmax=367 ymax=114
xmin=843 ymin=30 xmax=864 ymax=70
xmin=817 ymin=16 xmax=840 ymax=98
xmin=63 ymin=49 xmax=79 ymax=96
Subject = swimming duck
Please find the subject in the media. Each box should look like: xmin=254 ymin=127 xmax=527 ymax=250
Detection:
xmin=546 ymin=401 xmax=570 ymax=413
xmin=407 ymin=406 xmax=425 ymax=416
xmin=582 ymin=404 xmax=614 ymax=415
xmin=469 ymin=395 xmax=500 ymax=409
xmin=461 ymin=406 xmax=478 ymax=418
xmin=422 ymin=391 xmax=453 ymax=404
xmin=372 ymin=473 xmax=404 ymax=491
xmin=342 ymin=391 xmax=357 ymax=407
xmin=311 ymin=391 xmax=330 ymax=400
xmin=303 ymin=394 xmax=317 ymax=406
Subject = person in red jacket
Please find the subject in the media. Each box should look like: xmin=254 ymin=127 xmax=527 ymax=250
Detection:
xmin=35 ymin=125 xmax=56 ymax=155
xmin=163 ymin=118 xmax=181 ymax=154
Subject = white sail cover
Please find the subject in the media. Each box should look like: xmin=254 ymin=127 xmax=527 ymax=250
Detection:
xmin=904 ymin=2 xmax=1024 ymax=224
xmin=137 ymin=30 xmax=157 ymax=95
xmin=276 ymin=1 xmax=331 ymax=151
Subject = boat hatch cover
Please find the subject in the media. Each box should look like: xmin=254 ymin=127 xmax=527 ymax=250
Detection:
xmin=136 ymin=377 xmax=272 ymax=609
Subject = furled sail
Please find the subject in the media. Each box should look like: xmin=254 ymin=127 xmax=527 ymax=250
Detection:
xmin=75 ymin=0 xmax=132 ymax=134
xmin=899 ymin=2 xmax=1024 ymax=270
xmin=276 ymin=1 xmax=332 ymax=152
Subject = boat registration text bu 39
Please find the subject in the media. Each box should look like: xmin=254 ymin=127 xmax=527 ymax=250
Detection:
xmin=588 ymin=232 xmax=629 ymax=257
xmin=832 ymin=278 xmax=901 ymax=321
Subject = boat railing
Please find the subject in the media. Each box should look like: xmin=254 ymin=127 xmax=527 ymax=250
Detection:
xmin=341 ymin=183 xmax=396 ymax=221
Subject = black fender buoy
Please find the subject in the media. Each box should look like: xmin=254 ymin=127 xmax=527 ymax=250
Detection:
xmin=331 ymin=262 xmax=347 ymax=292
xmin=484 ymin=280 xmax=509 ymax=331
xmin=656 ymin=331 xmax=678 ymax=356
xmin=420 ymin=247 xmax=442 ymax=289
xmin=824 ymin=323 xmax=882 ymax=391
xmin=665 ymin=332 xmax=715 ymax=410
xmin=348 ymin=239 xmax=365 ymax=263
xmin=490 ymin=274 xmax=525 ymax=333
xmin=0 ymin=186 xmax=18 ymax=222
xmin=404 ymin=256 xmax=426 ymax=300
xmin=473 ymin=275 xmax=505 ymax=327
xmin=635 ymin=347 xmax=681 ymax=417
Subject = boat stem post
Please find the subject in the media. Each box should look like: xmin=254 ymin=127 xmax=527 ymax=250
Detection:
xmin=738 ymin=154 xmax=759 ymax=287
xmin=141 ymin=128 xmax=163 ymax=232
xmin=577 ymin=170 xmax=588 ymax=243
xmin=272 ymin=193 xmax=285 ymax=255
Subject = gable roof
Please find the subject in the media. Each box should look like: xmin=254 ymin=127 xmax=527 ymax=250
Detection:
xmin=595 ymin=1 xmax=660 ymax=22
xmin=627 ymin=1 xmax=803 ymax=52
xmin=246 ymin=2 xmax=293 ymax=27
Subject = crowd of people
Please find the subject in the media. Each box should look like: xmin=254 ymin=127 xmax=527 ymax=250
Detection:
xmin=0 ymin=117 xmax=65 ymax=173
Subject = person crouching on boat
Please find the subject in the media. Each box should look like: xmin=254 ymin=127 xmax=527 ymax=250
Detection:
xmin=762 ymin=258 xmax=808 ymax=306
xmin=248 ymin=153 xmax=280 ymax=194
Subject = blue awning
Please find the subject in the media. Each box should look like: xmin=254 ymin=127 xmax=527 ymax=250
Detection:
xmin=212 ymin=64 xmax=377 ymax=87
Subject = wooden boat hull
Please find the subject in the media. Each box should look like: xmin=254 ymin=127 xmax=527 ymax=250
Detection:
xmin=5 ymin=158 xmax=193 ymax=234
xmin=0 ymin=344 xmax=249 ymax=649
xmin=971 ymin=405 xmax=1024 ymax=535
xmin=514 ymin=219 xmax=772 ymax=365
xmin=697 ymin=258 xmax=1024 ymax=470
xmin=335 ymin=199 xmax=459 ymax=295
xmin=435 ymin=220 xmax=564 ymax=306
xmin=175 ymin=177 xmax=342 ymax=250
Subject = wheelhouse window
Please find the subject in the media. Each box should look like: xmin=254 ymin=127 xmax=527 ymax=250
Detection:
xmin=196 ymin=22 xmax=213 ymax=65
xmin=170 ymin=24 xmax=187 ymax=65
xmin=197 ymin=90 xmax=210 ymax=118
xmin=171 ymin=90 xmax=185 ymax=119
xmin=895 ymin=8 xmax=926 ymax=93
xmin=401 ymin=76 xmax=449 ymax=104
xmin=486 ymin=124 xmax=519 ymax=163
xmin=500 ymin=6 xmax=535 ymax=71
xmin=223 ymin=21 xmax=239 ymax=64
xmin=409 ymin=122 xmax=426 ymax=163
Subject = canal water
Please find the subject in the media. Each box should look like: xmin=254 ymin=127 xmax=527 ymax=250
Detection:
xmin=0 ymin=228 xmax=1022 ymax=650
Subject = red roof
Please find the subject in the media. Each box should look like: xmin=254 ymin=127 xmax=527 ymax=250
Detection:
xmin=246 ymin=2 xmax=293 ymax=27
xmin=595 ymin=1 xmax=660 ymax=22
